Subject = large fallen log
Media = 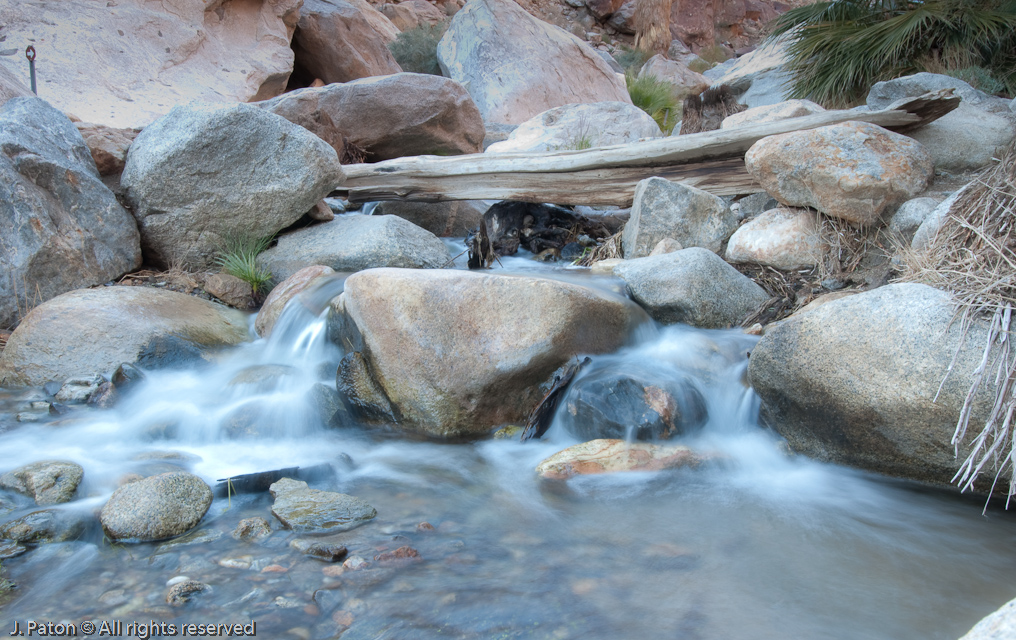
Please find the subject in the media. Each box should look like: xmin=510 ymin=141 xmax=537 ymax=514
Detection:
xmin=333 ymin=90 xmax=959 ymax=206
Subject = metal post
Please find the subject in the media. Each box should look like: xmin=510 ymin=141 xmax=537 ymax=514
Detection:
xmin=25 ymin=46 xmax=36 ymax=95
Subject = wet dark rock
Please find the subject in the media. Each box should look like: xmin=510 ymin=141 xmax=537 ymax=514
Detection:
xmin=269 ymin=477 xmax=376 ymax=533
xmin=111 ymin=363 xmax=146 ymax=391
xmin=337 ymin=351 xmax=396 ymax=423
xmin=166 ymin=580 xmax=210 ymax=606
xmin=308 ymin=383 xmax=346 ymax=427
xmin=0 ymin=460 xmax=84 ymax=505
xmin=42 ymin=382 xmax=62 ymax=396
xmin=0 ymin=541 xmax=26 ymax=559
xmin=55 ymin=375 xmax=104 ymax=404
xmin=232 ymin=517 xmax=273 ymax=542
xmin=0 ymin=509 xmax=86 ymax=543
xmin=480 ymin=201 xmax=611 ymax=257
xmin=100 ymin=471 xmax=213 ymax=542
xmin=87 ymin=381 xmax=119 ymax=409
xmin=561 ymin=368 xmax=707 ymax=441
xmin=135 ymin=335 xmax=209 ymax=371
xmin=290 ymin=538 xmax=348 ymax=562
xmin=48 ymin=403 xmax=72 ymax=416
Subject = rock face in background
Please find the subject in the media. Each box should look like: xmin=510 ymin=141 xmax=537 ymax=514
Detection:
xmin=100 ymin=471 xmax=213 ymax=542
xmin=614 ymin=249 xmax=769 ymax=327
xmin=380 ymin=0 xmax=447 ymax=30
xmin=0 ymin=287 xmax=249 ymax=387
xmin=622 ymin=178 xmax=737 ymax=258
xmin=725 ymin=207 xmax=824 ymax=270
xmin=260 ymin=74 xmax=485 ymax=161
xmin=0 ymin=0 xmax=300 ymax=128
xmin=122 ymin=102 xmax=342 ymax=269
xmin=257 ymin=216 xmax=450 ymax=282
xmin=486 ymin=102 xmax=662 ymax=153
xmin=436 ymin=0 xmax=631 ymax=124
xmin=745 ymin=122 xmax=934 ymax=226
xmin=638 ymin=56 xmax=709 ymax=101
xmin=0 ymin=98 xmax=142 ymax=330
xmin=0 ymin=64 xmax=32 ymax=108
xmin=866 ymin=73 xmax=1016 ymax=171
xmin=336 ymin=269 xmax=644 ymax=438
xmin=748 ymin=283 xmax=999 ymax=485
xmin=293 ymin=0 xmax=402 ymax=85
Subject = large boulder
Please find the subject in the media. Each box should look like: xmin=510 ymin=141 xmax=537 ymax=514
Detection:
xmin=638 ymin=56 xmax=709 ymax=101
xmin=292 ymin=0 xmax=402 ymax=85
xmin=0 ymin=0 xmax=300 ymax=128
xmin=0 ymin=98 xmax=142 ymax=330
xmin=748 ymin=283 xmax=1000 ymax=485
xmin=703 ymin=38 xmax=793 ymax=108
xmin=269 ymin=477 xmax=376 ymax=533
xmin=374 ymin=201 xmax=487 ymax=237
xmin=621 ymin=178 xmax=737 ymax=258
xmin=121 ymin=102 xmax=342 ymax=269
xmin=487 ymin=102 xmax=662 ymax=153
xmin=0 ymin=287 xmax=249 ymax=387
xmin=614 ymin=248 xmax=769 ymax=328
xmin=100 ymin=471 xmax=213 ymax=542
xmin=335 ymin=268 xmax=645 ymax=437
xmin=259 ymin=74 xmax=485 ymax=162
xmin=0 ymin=461 xmax=84 ymax=506
xmin=436 ymin=0 xmax=631 ymax=124
xmin=724 ymin=207 xmax=824 ymax=270
xmin=720 ymin=99 xmax=825 ymax=130
xmin=256 ymin=216 xmax=451 ymax=283
xmin=745 ymin=121 xmax=934 ymax=226
xmin=866 ymin=73 xmax=1015 ymax=171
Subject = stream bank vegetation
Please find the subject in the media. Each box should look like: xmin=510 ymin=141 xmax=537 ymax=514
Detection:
xmin=900 ymin=140 xmax=1016 ymax=504
xmin=214 ymin=234 xmax=274 ymax=299
xmin=387 ymin=21 xmax=449 ymax=76
xmin=769 ymin=0 xmax=1016 ymax=107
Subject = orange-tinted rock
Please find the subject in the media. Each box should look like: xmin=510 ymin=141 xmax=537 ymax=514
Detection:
xmin=255 ymin=265 xmax=336 ymax=338
xmin=536 ymin=439 xmax=702 ymax=479
xmin=293 ymin=0 xmax=402 ymax=85
xmin=75 ymin=123 xmax=141 ymax=176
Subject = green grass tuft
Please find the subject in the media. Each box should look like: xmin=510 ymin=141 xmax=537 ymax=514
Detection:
xmin=388 ymin=21 xmax=449 ymax=76
xmin=612 ymin=45 xmax=653 ymax=74
xmin=214 ymin=234 xmax=274 ymax=297
xmin=626 ymin=72 xmax=682 ymax=134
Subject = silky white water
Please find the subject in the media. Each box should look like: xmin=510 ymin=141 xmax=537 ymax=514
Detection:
xmin=0 ymin=267 xmax=1014 ymax=639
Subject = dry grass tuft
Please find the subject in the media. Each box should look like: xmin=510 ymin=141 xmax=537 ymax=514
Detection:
xmin=576 ymin=231 xmax=623 ymax=267
xmin=898 ymin=140 xmax=1016 ymax=503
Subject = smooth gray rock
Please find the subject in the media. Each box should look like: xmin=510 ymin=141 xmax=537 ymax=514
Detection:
xmin=721 ymin=99 xmax=825 ymax=130
xmin=436 ymin=0 xmax=630 ymax=125
xmin=486 ymin=102 xmax=662 ymax=153
xmin=100 ymin=471 xmax=213 ymax=542
xmin=867 ymin=72 xmax=1011 ymax=113
xmin=0 ymin=287 xmax=249 ymax=387
xmin=257 ymin=215 xmax=450 ymax=282
xmin=121 ymin=102 xmax=342 ymax=269
xmin=614 ymin=248 xmax=769 ymax=327
xmin=0 ymin=461 xmax=84 ymax=505
xmin=0 ymin=97 xmax=142 ymax=329
xmin=748 ymin=283 xmax=1000 ymax=485
xmin=269 ymin=477 xmax=376 ymax=533
xmin=705 ymin=38 xmax=792 ymax=107
xmin=0 ymin=509 xmax=87 ymax=543
xmin=960 ymin=597 xmax=1016 ymax=640
xmin=912 ymin=189 xmax=963 ymax=251
xmin=889 ymin=196 xmax=942 ymax=241
xmin=622 ymin=178 xmax=737 ymax=258
xmin=373 ymin=201 xmax=486 ymax=237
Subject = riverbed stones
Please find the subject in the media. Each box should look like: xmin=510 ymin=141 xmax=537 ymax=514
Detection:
xmin=0 ymin=0 xmax=300 ymax=128
xmin=435 ymin=0 xmax=631 ymax=125
xmin=257 ymin=216 xmax=450 ymax=283
xmin=615 ymin=249 xmax=769 ymax=328
xmin=293 ymin=0 xmax=402 ymax=85
xmin=336 ymin=268 xmax=644 ymax=437
xmin=536 ymin=439 xmax=702 ymax=479
xmin=622 ymin=178 xmax=737 ymax=258
xmin=255 ymin=266 xmax=337 ymax=338
xmin=259 ymin=74 xmax=485 ymax=162
xmin=166 ymin=580 xmax=210 ymax=607
xmin=269 ymin=477 xmax=376 ymax=533
xmin=487 ymin=102 xmax=662 ymax=153
xmin=0 ymin=287 xmax=249 ymax=387
xmin=748 ymin=283 xmax=1001 ymax=485
xmin=0 ymin=97 xmax=143 ymax=330
xmin=0 ymin=461 xmax=84 ymax=505
xmin=0 ymin=509 xmax=87 ymax=543
xmin=745 ymin=122 xmax=934 ymax=226
xmin=100 ymin=471 xmax=213 ymax=542
xmin=121 ymin=102 xmax=342 ymax=269
xmin=724 ymin=207 xmax=824 ymax=270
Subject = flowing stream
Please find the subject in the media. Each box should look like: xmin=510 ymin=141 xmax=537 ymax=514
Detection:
xmin=1 ymin=260 xmax=1015 ymax=640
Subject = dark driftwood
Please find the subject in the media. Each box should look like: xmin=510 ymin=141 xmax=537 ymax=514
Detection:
xmin=332 ymin=90 xmax=960 ymax=206
xmin=521 ymin=358 xmax=591 ymax=442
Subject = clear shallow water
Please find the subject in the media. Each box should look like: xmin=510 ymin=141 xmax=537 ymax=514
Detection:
xmin=0 ymin=267 xmax=1015 ymax=639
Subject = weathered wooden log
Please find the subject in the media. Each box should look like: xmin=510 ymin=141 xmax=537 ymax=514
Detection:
xmin=332 ymin=90 xmax=959 ymax=206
